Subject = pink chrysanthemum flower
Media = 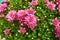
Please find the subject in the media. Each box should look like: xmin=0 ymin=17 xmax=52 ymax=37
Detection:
xmin=55 ymin=22 xmax=60 ymax=38
xmin=3 ymin=29 xmax=10 ymax=35
xmin=18 ymin=27 xmax=26 ymax=34
xmin=17 ymin=10 xmax=27 ymax=20
xmin=0 ymin=3 xmax=7 ymax=12
xmin=55 ymin=0 xmax=60 ymax=4
xmin=24 ymin=14 xmax=37 ymax=30
xmin=43 ymin=0 xmax=49 ymax=3
xmin=58 ymin=4 xmax=60 ymax=14
xmin=47 ymin=2 xmax=56 ymax=10
xmin=26 ymin=7 xmax=36 ymax=14
xmin=29 ymin=0 xmax=38 ymax=6
xmin=17 ymin=7 xmax=36 ymax=20
xmin=17 ymin=7 xmax=37 ymax=30
xmin=19 ymin=14 xmax=37 ymax=30
xmin=52 ymin=18 xmax=59 ymax=26
xmin=6 ymin=10 xmax=17 ymax=22
xmin=0 ymin=13 xmax=5 ymax=18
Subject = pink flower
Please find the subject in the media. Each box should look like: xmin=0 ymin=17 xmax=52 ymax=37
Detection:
xmin=18 ymin=13 xmax=37 ymax=30
xmin=1 ymin=3 xmax=7 ymax=8
xmin=24 ymin=14 xmax=37 ymax=30
xmin=0 ymin=13 xmax=5 ymax=18
xmin=18 ymin=27 xmax=26 ymax=34
xmin=43 ymin=0 xmax=49 ymax=3
xmin=17 ymin=10 xmax=27 ymax=20
xmin=52 ymin=18 xmax=59 ymax=26
xmin=26 ymin=7 xmax=36 ymax=14
xmin=6 ymin=10 xmax=17 ymax=22
xmin=55 ymin=22 xmax=60 ymax=38
xmin=29 ymin=0 xmax=38 ymax=6
xmin=58 ymin=4 xmax=60 ymax=13
xmin=55 ymin=0 xmax=60 ymax=4
xmin=0 ymin=3 xmax=7 ymax=12
xmin=16 ymin=7 xmax=37 ymax=30
xmin=3 ymin=29 xmax=10 ymax=35
xmin=17 ymin=7 xmax=36 ymax=20
xmin=47 ymin=2 xmax=56 ymax=10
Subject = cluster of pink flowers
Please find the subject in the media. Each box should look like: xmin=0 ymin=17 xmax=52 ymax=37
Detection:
xmin=43 ymin=0 xmax=56 ymax=10
xmin=29 ymin=0 xmax=38 ymax=6
xmin=52 ymin=18 xmax=60 ymax=38
xmin=5 ymin=7 xmax=37 ymax=34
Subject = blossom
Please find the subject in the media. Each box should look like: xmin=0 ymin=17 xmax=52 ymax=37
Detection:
xmin=29 ymin=0 xmax=38 ymax=6
xmin=0 ymin=13 xmax=5 ymax=17
xmin=17 ymin=8 xmax=37 ymax=30
xmin=58 ymin=4 xmax=60 ymax=13
xmin=26 ymin=7 xmax=36 ymax=14
xmin=55 ymin=22 xmax=60 ymax=38
xmin=0 ymin=3 xmax=7 ymax=12
xmin=18 ymin=27 xmax=26 ymax=34
xmin=55 ymin=0 xmax=60 ymax=4
xmin=17 ymin=8 xmax=35 ymax=20
xmin=43 ymin=0 xmax=49 ymax=3
xmin=47 ymin=2 xmax=56 ymax=10
xmin=19 ymin=14 xmax=37 ymax=30
xmin=17 ymin=10 xmax=27 ymax=20
xmin=6 ymin=10 xmax=17 ymax=22
xmin=52 ymin=18 xmax=59 ymax=26
xmin=3 ymin=29 xmax=10 ymax=35
xmin=24 ymin=14 xmax=37 ymax=30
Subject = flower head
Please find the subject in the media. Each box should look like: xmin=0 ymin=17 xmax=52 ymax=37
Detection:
xmin=17 ymin=10 xmax=27 ymax=20
xmin=29 ymin=0 xmax=38 ymax=6
xmin=55 ymin=22 xmax=60 ymax=38
xmin=26 ymin=7 xmax=36 ymax=14
xmin=24 ymin=14 xmax=37 ymax=30
xmin=58 ymin=4 xmax=60 ymax=14
xmin=3 ymin=29 xmax=10 ymax=35
xmin=0 ymin=13 xmax=5 ymax=18
xmin=6 ymin=10 xmax=17 ymax=22
xmin=43 ymin=0 xmax=49 ymax=3
xmin=47 ymin=2 xmax=56 ymax=10
xmin=55 ymin=0 xmax=60 ymax=4
xmin=52 ymin=18 xmax=59 ymax=26
xmin=0 ymin=3 xmax=7 ymax=12
xmin=18 ymin=27 xmax=26 ymax=34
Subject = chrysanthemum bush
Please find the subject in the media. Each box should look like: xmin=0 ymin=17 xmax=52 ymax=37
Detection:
xmin=0 ymin=0 xmax=60 ymax=40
